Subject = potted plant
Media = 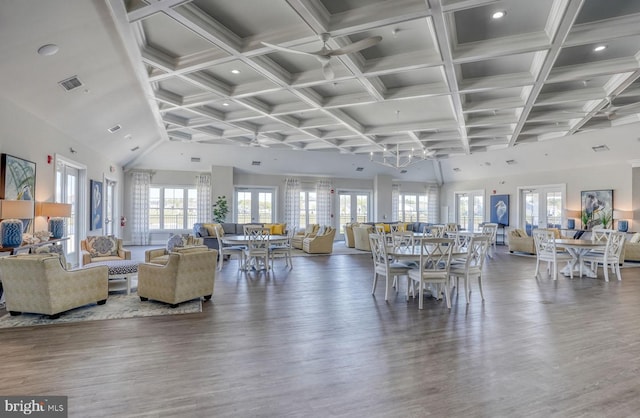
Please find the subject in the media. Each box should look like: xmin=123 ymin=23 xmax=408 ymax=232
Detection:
xmin=581 ymin=210 xmax=592 ymax=230
xmin=599 ymin=209 xmax=613 ymax=229
xmin=212 ymin=195 xmax=229 ymax=223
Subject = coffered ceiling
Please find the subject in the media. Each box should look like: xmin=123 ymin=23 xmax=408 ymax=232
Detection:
xmin=2 ymin=0 xmax=640 ymax=182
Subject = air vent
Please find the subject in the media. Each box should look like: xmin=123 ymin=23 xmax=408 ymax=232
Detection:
xmin=592 ymin=145 xmax=609 ymax=152
xmin=453 ymin=168 xmax=461 ymax=172
xmin=251 ymin=161 xmax=261 ymax=166
xmin=506 ymin=159 xmax=517 ymax=165
xmin=355 ymin=167 xmax=364 ymax=172
xmin=400 ymin=169 xmax=408 ymax=174
xmin=131 ymin=146 xmax=140 ymax=152
xmin=191 ymin=157 xmax=201 ymax=163
xmin=108 ymin=124 xmax=122 ymax=133
xmin=58 ymin=76 xmax=83 ymax=91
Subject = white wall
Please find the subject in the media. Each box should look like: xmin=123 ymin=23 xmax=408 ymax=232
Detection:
xmin=0 ymin=95 xmax=124 ymax=236
xmin=441 ymin=163 xmax=633 ymax=229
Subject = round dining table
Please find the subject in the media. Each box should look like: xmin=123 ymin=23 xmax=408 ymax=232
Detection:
xmin=554 ymin=238 xmax=605 ymax=278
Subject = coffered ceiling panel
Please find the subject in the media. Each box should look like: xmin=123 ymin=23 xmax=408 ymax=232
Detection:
xmin=2 ymin=0 xmax=640 ymax=182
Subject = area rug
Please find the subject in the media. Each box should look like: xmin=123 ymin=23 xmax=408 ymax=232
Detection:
xmin=0 ymin=294 xmax=202 ymax=329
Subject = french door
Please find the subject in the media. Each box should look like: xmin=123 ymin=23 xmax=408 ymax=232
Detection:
xmin=55 ymin=156 xmax=87 ymax=268
xmin=519 ymin=185 xmax=565 ymax=235
xmin=455 ymin=190 xmax=484 ymax=231
xmin=338 ymin=191 xmax=370 ymax=238
xmin=104 ymin=178 xmax=117 ymax=236
xmin=235 ymin=188 xmax=275 ymax=223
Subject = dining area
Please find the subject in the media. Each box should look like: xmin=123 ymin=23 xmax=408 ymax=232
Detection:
xmin=218 ymin=225 xmax=294 ymax=273
xmin=533 ymin=228 xmax=626 ymax=282
xmin=369 ymin=227 xmax=494 ymax=310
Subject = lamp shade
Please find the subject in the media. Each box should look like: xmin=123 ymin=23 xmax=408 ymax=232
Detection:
xmin=35 ymin=202 xmax=71 ymax=218
xmin=0 ymin=199 xmax=34 ymax=219
xmin=565 ymin=209 xmax=581 ymax=219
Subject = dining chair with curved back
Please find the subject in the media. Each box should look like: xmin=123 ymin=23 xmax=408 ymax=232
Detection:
xmin=270 ymin=227 xmax=294 ymax=269
xmin=481 ymin=223 xmax=498 ymax=258
xmin=407 ymin=237 xmax=455 ymax=309
xmin=215 ymin=227 xmax=245 ymax=271
xmin=243 ymin=227 xmax=271 ymax=271
xmin=583 ymin=230 xmax=625 ymax=281
xmin=450 ymin=235 xmax=491 ymax=303
xmin=369 ymin=233 xmax=412 ymax=301
xmin=424 ymin=224 xmax=445 ymax=238
xmin=532 ymin=229 xmax=573 ymax=280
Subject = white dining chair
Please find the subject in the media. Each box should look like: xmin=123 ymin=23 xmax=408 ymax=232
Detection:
xmin=369 ymin=233 xmax=411 ymax=301
xmin=481 ymin=223 xmax=498 ymax=258
xmin=532 ymin=229 xmax=573 ymax=280
xmin=269 ymin=227 xmax=294 ymax=269
xmin=449 ymin=235 xmax=491 ymax=303
xmin=583 ymin=231 xmax=625 ymax=281
xmin=215 ymin=228 xmax=245 ymax=271
xmin=243 ymin=227 xmax=271 ymax=271
xmin=407 ymin=237 xmax=455 ymax=309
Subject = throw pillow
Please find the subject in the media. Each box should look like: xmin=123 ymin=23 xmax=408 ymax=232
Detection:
xmin=197 ymin=225 xmax=209 ymax=237
xmin=265 ymin=223 xmax=284 ymax=235
xmin=35 ymin=244 xmax=68 ymax=269
xmin=86 ymin=236 xmax=119 ymax=257
xmin=166 ymin=234 xmax=188 ymax=252
xmin=511 ymin=229 xmax=521 ymax=238
xmin=630 ymin=233 xmax=640 ymax=243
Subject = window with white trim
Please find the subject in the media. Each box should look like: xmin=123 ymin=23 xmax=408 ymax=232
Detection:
xmin=149 ymin=186 xmax=197 ymax=229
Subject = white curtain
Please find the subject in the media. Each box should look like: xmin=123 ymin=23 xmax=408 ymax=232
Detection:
xmin=392 ymin=184 xmax=400 ymax=221
xmin=131 ymin=171 xmax=150 ymax=245
xmin=426 ymin=183 xmax=440 ymax=224
xmin=196 ymin=174 xmax=211 ymax=223
xmin=316 ymin=179 xmax=332 ymax=226
xmin=284 ymin=178 xmax=300 ymax=230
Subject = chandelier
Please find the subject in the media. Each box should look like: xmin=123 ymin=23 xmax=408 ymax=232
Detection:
xmin=369 ymin=144 xmax=434 ymax=169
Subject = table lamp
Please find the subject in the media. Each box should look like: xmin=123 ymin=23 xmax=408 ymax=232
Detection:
xmin=565 ymin=209 xmax=581 ymax=230
xmin=0 ymin=199 xmax=34 ymax=247
xmin=36 ymin=202 xmax=72 ymax=239
xmin=613 ymin=210 xmax=632 ymax=232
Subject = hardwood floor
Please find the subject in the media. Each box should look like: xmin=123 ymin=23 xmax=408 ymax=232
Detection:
xmin=2 ymin=248 xmax=640 ymax=417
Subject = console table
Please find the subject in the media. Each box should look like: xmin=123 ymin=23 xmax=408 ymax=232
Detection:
xmin=0 ymin=237 xmax=69 ymax=255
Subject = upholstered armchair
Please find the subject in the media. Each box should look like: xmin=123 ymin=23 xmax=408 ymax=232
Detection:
xmin=353 ymin=225 xmax=374 ymax=251
xmin=292 ymin=224 xmax=320 ymax=249
xmin=145 ymin=235 xmax=206 ymax=265
xmin=138 ymin=249 xmax=218 ymax=308
xmin=344 ymin=223 xmax=358 ymax=248
xmin=0 ymin=254 xmax=109 ymax=319
xmin=302 ymin=227 xmax=337 ymax=254
xmin=508 ymin=228 xmax=535 ymax=254
xmin=81 ymin=236 xmax=131 ymax=266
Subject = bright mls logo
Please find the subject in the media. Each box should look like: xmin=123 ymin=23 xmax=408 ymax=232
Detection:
xmin=0 ymin=396 xmax=67 ymax=417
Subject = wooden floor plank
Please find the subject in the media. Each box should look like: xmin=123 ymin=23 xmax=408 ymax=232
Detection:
xmin=2 ymin=248 xmax=640 ymax=417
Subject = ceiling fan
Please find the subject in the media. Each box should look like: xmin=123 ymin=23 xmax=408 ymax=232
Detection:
xmin=261 ymin=33 xmax=382 ymax=80
xmin=594 ymin=99 xmax=640 ymax=120
xmin=245 ymin=133 xmax=268 ymax=148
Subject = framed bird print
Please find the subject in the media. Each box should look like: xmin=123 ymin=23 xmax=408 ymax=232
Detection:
xmin=0 ymin=153 xmax=36 ymax=231
xmin=490 ymin=194 xmax=509 ymax=226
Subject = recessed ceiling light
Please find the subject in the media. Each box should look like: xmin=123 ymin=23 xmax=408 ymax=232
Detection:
xmin=37 ymin=44 xmax=59 ymax=56
xmin=594 ymin=45 xmax=607 ymax=52
xmin=231 ymin=69 xmax=240 ymax=74
xmin=222 ymin=102 xmax=230 ymax=107
xmin=492 ymin=10 xmax=506 ymax=19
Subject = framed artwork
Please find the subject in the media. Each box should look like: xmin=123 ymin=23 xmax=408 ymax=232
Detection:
xmin=581 ymin=189 xmax=613 ymax=230
xmin=90 ymin=180 xmax=103 ymax=231
xmin=490 ymin=194 xmax=509 ymax=226
xmin=0 ymin=153 xmax=36 ymax=231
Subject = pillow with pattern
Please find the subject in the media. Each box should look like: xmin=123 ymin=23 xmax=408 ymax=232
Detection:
xmin=35 ymin=244 xmax=68 ymax=269
xmin=86 ymin=236 xmax=119 ymax=257
xmin=166 ymin=234 xmax=188 ymax=252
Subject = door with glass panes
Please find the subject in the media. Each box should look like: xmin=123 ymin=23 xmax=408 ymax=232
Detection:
xmin=338 ymin=192 xmax=370 ymax=239
xmin=520 ymin=186 xmax=564 ymax=236
xmin=235 ymin=188 xmax=274 ymax=224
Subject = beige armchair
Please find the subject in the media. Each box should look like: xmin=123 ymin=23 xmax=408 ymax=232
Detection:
xmin=145 ymin=235 xmax=206 ymax=265
xmin=292 ymin=224 xmax=320 ymax=249
xmin=353 ymin=225 xmax=374 ymax=251
xmin=0 ymin=254 xmax=108 ymax=319
xmin=508 ymin=227 xmax=563 ymax=255
xmin=81 ymin=236 xmax=131 ymax=266
xmin=303 ymin=227 xmax=337 ymax=254
xmin=344 ymin=223 xmax=358 ymax=248
xmin=138 ymin=249 xmax=218 ymax=308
